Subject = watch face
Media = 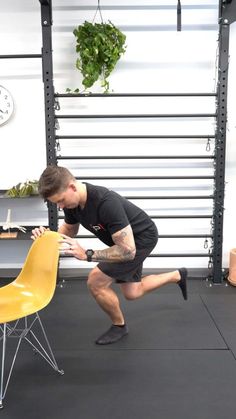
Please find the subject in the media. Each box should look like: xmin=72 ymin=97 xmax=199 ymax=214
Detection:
xmin=86 ymin=249 xmax=94 ymax=261
xmin=0 ymin=85 xmax=14 ymax=126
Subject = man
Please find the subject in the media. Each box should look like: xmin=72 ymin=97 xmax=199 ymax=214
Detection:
xmin=32 ymin=165 xmax=188 ymax=345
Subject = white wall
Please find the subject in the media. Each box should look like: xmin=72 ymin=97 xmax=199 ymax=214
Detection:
xmin=0 ymin=0 xmax=235 ymax=271
xmin=0 ymin=1 xmax=46 ymax=188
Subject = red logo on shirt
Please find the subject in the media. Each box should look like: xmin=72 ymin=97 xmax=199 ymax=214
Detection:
xmin=90 ymin=223 xmax=106 ymax=232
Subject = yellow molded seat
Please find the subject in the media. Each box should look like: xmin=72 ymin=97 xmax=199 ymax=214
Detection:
xmin=0 ymin=231 xmax=64 ymax=408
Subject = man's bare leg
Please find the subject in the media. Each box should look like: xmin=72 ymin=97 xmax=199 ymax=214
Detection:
xmin=87 ymin=266 xmax=125 ymax=325
xmin=87 ymin=267 xmax=187 ymax=344
xmin=120 ymin=269 xmax=187 ymax=300
xmin=87 ymin=266 xmax=129 ymax=345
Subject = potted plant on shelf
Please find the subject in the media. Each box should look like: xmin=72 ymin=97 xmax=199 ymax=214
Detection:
xmin=69 ymin=20 xmax=126 ymax=93
xmin=5 ymin=180 xmax=39 ymax=198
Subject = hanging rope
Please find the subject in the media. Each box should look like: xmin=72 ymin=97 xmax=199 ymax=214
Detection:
xmin=92 ymin=0 xmax=104 ymax=24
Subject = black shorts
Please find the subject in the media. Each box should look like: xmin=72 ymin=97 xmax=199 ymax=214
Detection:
xmin=98 ymin=244 xmax=157 ymax=284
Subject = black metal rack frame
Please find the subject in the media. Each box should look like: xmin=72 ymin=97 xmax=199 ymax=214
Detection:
xmin=37 ymin=0 xmax=236 ymax=283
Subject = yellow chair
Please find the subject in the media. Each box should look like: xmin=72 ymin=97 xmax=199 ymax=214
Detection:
xmin=0 ymin=231 xmax=64 ymax=409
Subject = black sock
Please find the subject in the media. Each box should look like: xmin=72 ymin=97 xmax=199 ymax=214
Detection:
xmin=114 ymin=324 xmax=126 ymax=328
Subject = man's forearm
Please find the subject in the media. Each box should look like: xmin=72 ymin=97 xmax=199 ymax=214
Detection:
xmin=92 ymin=225 xmax=136 ymax=262
xmin=92 ymin=245 xmax=135 ymax=263
xmin=58 ymin=222 xmax=79 ymax=237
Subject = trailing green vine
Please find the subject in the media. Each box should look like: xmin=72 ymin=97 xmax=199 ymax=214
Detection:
xmin=72 ymin=20 xmax=126 ymax=93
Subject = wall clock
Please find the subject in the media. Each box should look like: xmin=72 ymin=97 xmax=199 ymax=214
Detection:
xmin=0 ymin=85 xmax=14 ymax=126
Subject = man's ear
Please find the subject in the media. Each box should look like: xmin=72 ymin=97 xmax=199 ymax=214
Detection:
xmin=69 ymin=182 xmax=77 ymax=192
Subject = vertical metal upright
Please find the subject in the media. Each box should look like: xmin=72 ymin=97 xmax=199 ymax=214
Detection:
xmin=39 ymin=0 xmax=58 ymax=231
xmin=212 ymin=0 xmax=236 ymax=282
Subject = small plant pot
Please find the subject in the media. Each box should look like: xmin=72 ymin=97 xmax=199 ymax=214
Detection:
xmin=228 ymin=248 xmax=236 ymax=286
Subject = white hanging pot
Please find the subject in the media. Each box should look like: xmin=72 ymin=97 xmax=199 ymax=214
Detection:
xmin=228 ymin=248 xmax=236 ymax=286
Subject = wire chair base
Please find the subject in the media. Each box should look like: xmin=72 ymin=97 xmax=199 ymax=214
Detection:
xmin=0 ymin=313 xmax=64 ymax=409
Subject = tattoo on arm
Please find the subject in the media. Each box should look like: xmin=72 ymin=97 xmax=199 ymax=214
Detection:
xmin=93 ymin=225 xmax=136 ymax=262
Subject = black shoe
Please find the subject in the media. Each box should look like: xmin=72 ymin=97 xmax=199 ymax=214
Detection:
xmin=95 ymin=324 xmax=129 ymax=345
xmin=177 ymin=268 xmax=188 ymax=300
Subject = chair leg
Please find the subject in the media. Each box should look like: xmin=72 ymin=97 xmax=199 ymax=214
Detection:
xmin=0 ymin=323 xmax=24 ymax=409
xmin=0 ymin=315 xmax=63 ymax=408
xmin=0 ymin=323 xmax=6 ymax=409
xmin=24 ymin=313 xmax=64 ymax=375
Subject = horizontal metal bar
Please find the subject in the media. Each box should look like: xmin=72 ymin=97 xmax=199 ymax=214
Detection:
xmin=161 ymin=234 xmax=212 ymax=238
xmin=57 ymin=155 xmax=215 ymax=160
xmin=55 ymin=24 xmax=218 ymax=33
xmin=55 ymin=92 xmax=217 ymax=98
xmin=58 ymin=214 xmax=213 ymax=220
xmin=56 ymin=135 xmax=216 ymax=140
xmin=149 ymin=253 xmax=212 ymax=257
xmin=55 ymin=113 xmax=217 ymax=119
xmin=74 ymin=234 xmax=213 ymax=239
xmin=54 ymin=5 xmax=217 ymax=11
xmin=112 ymin=24 xmax=218 ymax=32
xmin=57 ymin=194 xmax=214 ymax=201
xmin=76 ymin=176 xmax=214 ymax=180
xmin=0 ymin=54 xmax=42 ymax=59
xmin=60 ymin=253 xmax=212 ymax=258
xmin=124 ymin=196 xmax=214 ymax=200
xmin=151 ymin=215 xmax=213 ymax=219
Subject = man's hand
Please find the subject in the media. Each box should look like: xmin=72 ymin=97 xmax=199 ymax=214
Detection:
xmin=59 ymin=234 xmax=87 ymax=260
xmin=31 ymin=226 xmax=50 ymax=240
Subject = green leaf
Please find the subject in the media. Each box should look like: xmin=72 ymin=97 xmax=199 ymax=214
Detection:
xmin=73 ymin=20 xmax=126 ymax=92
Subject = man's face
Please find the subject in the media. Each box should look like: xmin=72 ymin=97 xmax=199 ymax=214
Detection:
xmin=48 ymin=183 xmax=79 ymax=209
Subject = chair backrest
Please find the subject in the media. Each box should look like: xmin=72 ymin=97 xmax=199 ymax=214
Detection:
xmin=15 ymin=231 xmax=61 ymax=308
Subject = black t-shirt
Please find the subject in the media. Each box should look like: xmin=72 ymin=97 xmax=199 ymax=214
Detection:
xmin=64 ymin=183 xmax=158 ymax=249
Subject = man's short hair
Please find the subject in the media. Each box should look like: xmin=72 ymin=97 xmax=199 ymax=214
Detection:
xmin=38 ymin=165 xmax=76 ymax=199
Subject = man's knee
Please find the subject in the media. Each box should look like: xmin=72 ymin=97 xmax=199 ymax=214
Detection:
xmin=87 ymin=269 xmax=99 ymax=292
xmin=120 ymin=283 xmax=142 ymax=300
xmin=87 ymin=267 xmax=112 ymax=296
xmin=123 ymin=292 xmax=137 ymax=301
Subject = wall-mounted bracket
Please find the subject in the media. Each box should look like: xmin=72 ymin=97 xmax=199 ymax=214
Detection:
xmin=220 ymin=0 xmax=236 ymax=24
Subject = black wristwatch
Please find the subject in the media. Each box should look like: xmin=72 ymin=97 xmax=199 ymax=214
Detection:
xmin=85 ymin=249 xmax=94 ymax=262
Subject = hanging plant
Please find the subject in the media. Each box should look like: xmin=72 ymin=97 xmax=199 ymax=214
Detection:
xmin=72 ymin=20 xmax=126 ymax=93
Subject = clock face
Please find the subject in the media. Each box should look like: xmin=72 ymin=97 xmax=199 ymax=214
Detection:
xmin=0 ymin=85 xmax=14 ymax=126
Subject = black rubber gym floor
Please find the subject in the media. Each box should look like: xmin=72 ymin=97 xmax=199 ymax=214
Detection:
xmin=1 ymin=278 xmax=236 ymax=418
